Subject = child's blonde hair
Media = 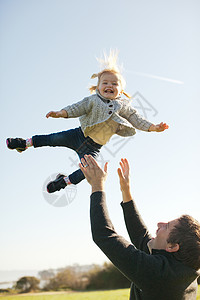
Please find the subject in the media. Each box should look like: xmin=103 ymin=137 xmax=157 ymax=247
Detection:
xmin=89 ymin=50 xmax=131 ymax=99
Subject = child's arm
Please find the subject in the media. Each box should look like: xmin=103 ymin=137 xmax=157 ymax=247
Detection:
xmin=148 ymin=122 xmax=169 ymax=132
xmin=46 ymin=96 xmax=92 ymax=119
xmin=120 ymin=104 xmax=169 ymax=133
xmin=46 ymin=109 xmax=68 ymax=119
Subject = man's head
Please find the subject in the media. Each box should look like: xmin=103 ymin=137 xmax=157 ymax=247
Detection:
xmin=147 ymin=219 xmax=180 ymax=254
xmin=148 ymin=215 xmax=200 ymax=270
xmin=167 ymin=215 xmax=200 ymax=270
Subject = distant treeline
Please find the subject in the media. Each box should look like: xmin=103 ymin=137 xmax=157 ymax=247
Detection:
xmin=1 ymin=263 xmax=130 ymax=294
xmin=1 ymin=263 xmax=199 ymax=294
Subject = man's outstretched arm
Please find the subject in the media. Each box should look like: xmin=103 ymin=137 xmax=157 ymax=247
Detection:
xmin=118 ymin=158 xmax=151 ymax=251
xmin=79 ymin=155 xmax=157 ymax=287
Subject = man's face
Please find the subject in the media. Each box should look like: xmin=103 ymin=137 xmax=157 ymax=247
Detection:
xmin=97 ymin=72 xmax=122 ymax=100
xmin=147 ymin=219 xmax=179 ymax=253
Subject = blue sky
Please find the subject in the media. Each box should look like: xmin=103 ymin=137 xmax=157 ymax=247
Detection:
xmin=0 ymin=0 xmax=200 ymax=272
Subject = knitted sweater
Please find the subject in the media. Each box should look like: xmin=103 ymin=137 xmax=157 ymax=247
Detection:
xmin=63 ymin=91 xmax=153 ymax=138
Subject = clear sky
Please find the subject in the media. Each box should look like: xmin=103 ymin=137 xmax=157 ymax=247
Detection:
xmin=1 ymin=0 xmax=200 ymax=272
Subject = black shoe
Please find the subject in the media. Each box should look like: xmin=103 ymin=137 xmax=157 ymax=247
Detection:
xmin=6 ymin=138 xmax=27 ymax=153
xmin=47 ymin=174 xmax=67 ymax=193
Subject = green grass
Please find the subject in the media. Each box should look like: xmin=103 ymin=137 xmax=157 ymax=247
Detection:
xmin=1 ymin=289 xmax=129 ymax=300
xmin=197 ymin=285 xmax=200 ymax=300
xmin=1 ymin=286 xmax=200 ymax=300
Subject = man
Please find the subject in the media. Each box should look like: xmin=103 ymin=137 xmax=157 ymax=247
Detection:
xmin=79 ymin=155 xmax=200 ymax=300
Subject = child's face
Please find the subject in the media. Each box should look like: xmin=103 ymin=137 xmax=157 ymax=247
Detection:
xmin=98 ymin=72 xmax=122 ymax=100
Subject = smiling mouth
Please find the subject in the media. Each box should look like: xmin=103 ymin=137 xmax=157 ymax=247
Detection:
xmin=104 ymin=89 xmax=114 ymax=94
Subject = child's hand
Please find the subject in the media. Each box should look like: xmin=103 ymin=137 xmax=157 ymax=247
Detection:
xmin=156 ymin=122 xmax=169 ymax=132
xmin=149 ymin=122 xmax=169 ymax=132
xmin=46 ymin=110 xmax=68 ymax=118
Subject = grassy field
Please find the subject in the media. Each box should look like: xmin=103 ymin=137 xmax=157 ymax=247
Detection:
xmin=1 ymin=286 xmax=200 ymax=300
xmin=1 ymin=289 xmax=129 ymax=300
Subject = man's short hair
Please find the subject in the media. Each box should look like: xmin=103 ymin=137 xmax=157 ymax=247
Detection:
xmin=167 ymin=215 xmax=200 ymax=270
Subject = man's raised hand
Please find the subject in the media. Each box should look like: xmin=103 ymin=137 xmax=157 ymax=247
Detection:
xmin=79 ymin=155 xmax=108 ymax=193
xmin=117 ymin=158 xmax=132 ymax=203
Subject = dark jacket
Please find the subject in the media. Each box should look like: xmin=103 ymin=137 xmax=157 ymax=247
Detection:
xmin=90 ymin=191 xmax=199 ymax=300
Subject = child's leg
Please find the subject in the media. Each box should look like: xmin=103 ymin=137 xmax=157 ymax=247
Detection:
xmin=67 ymin=136 xmax=102 ymax=184
xmin=26 ymin=138 xmax=33 ymax=147
xmin=47 ymin=169 xmax=85 ymax=193
xmin=32 ymin=127 xmax=85 ymax=150
xmin=67 ymin=169 xmax=85 ymax=184
xmin=6 ymin=127 xmax=84 ymax=154
xmin=47 ymin=136 xmax=102 ymax=192
xmin=47 ymin=150 xmax=100 ymax=193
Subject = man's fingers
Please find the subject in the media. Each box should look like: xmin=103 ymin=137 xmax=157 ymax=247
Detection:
xmin=85 ymin=155 xmax=95 ymax=166
xmin=84 ymin=155 xmax=99 ymax=167
xmin=104 ymin=162 xmax=108 ymax=173
xmin=117 ymin=167 xmax=124 ymax=179
xmin=117 ymin=168 xmax=121 ymax=176
xmin=81 ymin=157 xmax=87 ymax=166
xmin=124 ymin=158 xmax=130 ymax=172
xmin=79 ymin=162 xmax=87 ymax=175
xmin=119 ymin=161 xmax=125 ymax=174
xmin=120 ymin=158 xmax=128 ymax=174
xmin=80 ymin=158 xmax=89 ymax=173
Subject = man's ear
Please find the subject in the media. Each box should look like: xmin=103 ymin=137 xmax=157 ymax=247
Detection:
xmin=166 ymin=243 xmax=179 ymax=253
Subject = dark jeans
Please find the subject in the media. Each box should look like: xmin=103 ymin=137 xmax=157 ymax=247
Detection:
xmin=32 ymin=127 xmax=102 ymax=184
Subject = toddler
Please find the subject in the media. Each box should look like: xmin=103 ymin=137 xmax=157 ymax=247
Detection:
xmin=6 ymin=51 xmax=169 ymax=193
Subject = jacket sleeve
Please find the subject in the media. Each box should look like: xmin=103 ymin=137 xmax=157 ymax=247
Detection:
xmin=62 ymin=96 xmax=93 ymax=118
xmin=121 ymin=200 xmax=152 ymax=253
xmin=90 ymin=191 xmax=163 ymax=288
xmin=120 ymin=104 xmax=153 ymax=131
